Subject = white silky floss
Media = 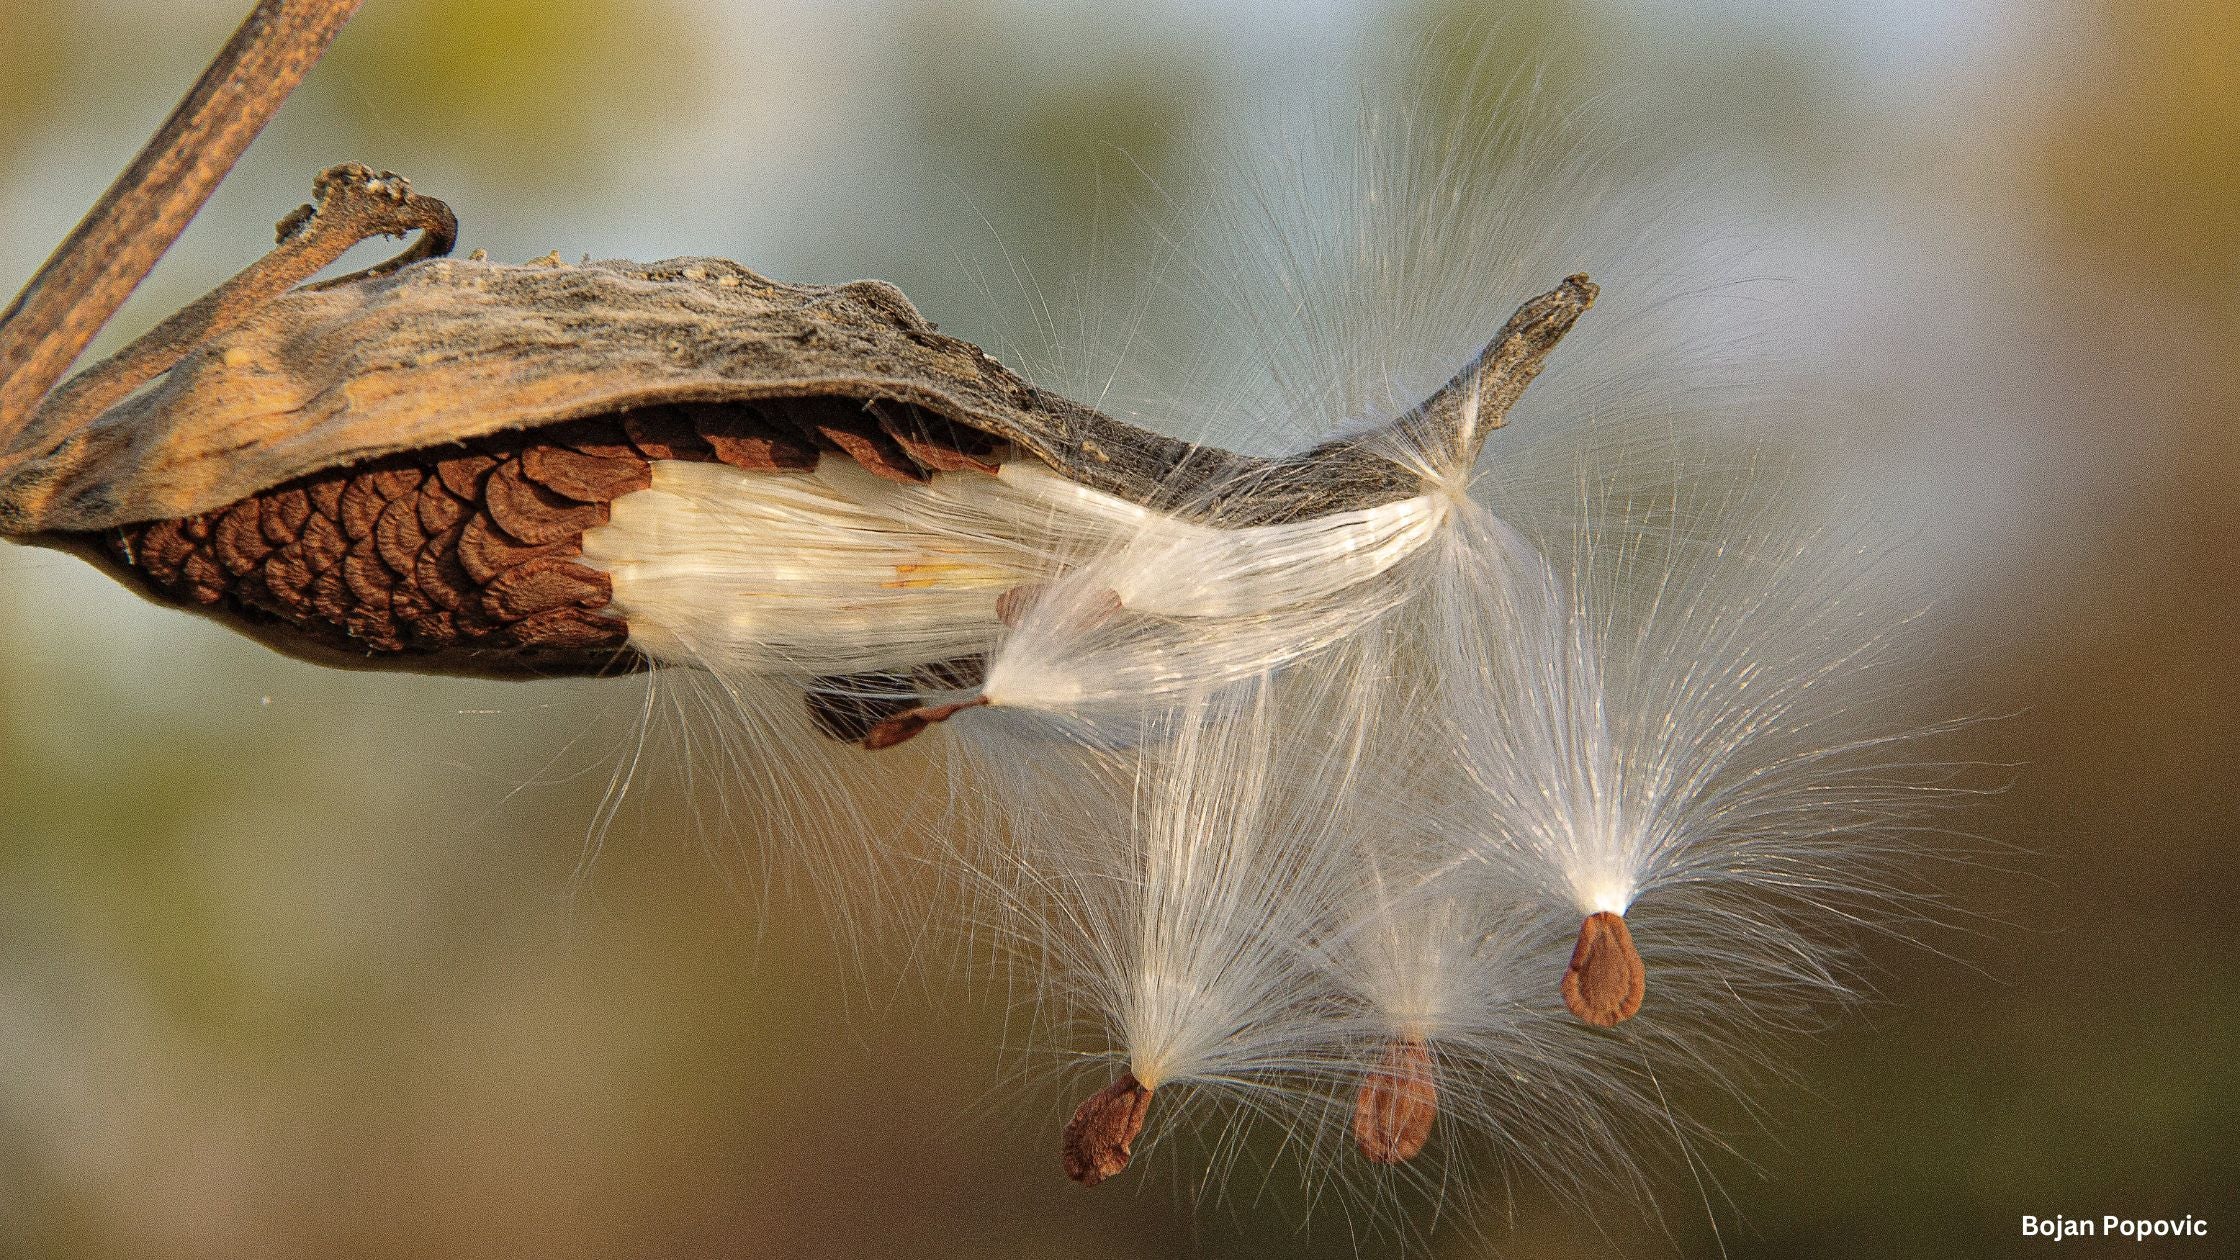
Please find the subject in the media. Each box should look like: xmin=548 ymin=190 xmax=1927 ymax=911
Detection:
xmin=579 ymin=450 xmax=1446 ymax=693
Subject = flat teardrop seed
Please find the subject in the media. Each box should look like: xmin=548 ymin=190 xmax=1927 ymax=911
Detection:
xmin=1352 ymin=1036 xmax=1437 ymax=1164
xmin=1061 ymin=1074 xmax=1154 ymax=1187
xmin=1561 ymin=910 xmax=1646 ymax=1027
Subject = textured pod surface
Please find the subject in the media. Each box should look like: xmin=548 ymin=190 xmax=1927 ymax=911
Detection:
xmin=1 ymin=256 xmax=1421 ymax=536
xmin=4 ymin=262 xmax=1599 ymax=539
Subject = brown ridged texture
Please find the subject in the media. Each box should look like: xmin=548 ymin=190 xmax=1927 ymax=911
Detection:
xmin=100 ymin=398 xmax=1010 ymax=675
xmin=1562 ymin=910 xmax=1647 ymax=1027
xmin=1061 ymin=1074 xmax=1154 ymax=1187
xmin=1352 ymin=1036 xmax=1438 ymax=1164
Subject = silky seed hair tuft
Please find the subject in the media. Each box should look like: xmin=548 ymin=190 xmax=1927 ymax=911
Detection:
xmin=1412 ymin=469 xmax=1976 ymax=1040
xmin=910 ymin=36 xmax=1982 ymax=1238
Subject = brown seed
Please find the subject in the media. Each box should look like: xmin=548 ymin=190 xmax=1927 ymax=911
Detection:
xmin=374 ymin=494 xmax=427 ymax=577
xmin=412 ymin=524 xmax=474 ymax=614
xmin=176 ymin=550 xmax=227 ymax=604
xmin=299 ymin=510 xmax=347 ymax=574
xmin=415 ymin=481 xmax=466 ymax=535
xmin=259 ymin=486 xmax=311 ymax=545
xmin=305 ymin=477 xmax=346 ymax=519
xmin=520 ymin=443 xmax=653 ymax=502
xmin=805 ymin=412 xmax=926 ymax=483
xmin=1352 ymin=1036 xmax=1438 ymax=1164
xmin=1061 ymin=1073 xmax=1154 ymax=1187
xmin=502 ymin=606 xmax=629 ymax=651
xmin=135 ymin=520 xmax=195 ymax=585
xmin=686 ymin=402 xmax=819 ymax=471
xmin=211 ymin=499 xmax=271 ymax=575
xmin=622 ymin=405 xmax=715 ymax=461
xmin=336 ymin=473 xmax=390 ymax=541
xmin=480 ymin=559 xmax=611 ymax=622
xmin=870 ymin=399 xmax=1001 ymax=475
xmin=860 ymin=695 xmax=989 ymax=750
xmin=403 ymin=610 xmax=458 ymax=647
xmin=1561 ymin=910 xmax=1646 ymax=1027
xmin=343 ymin=601 xmax=402 ymax=651
xmin=994 ymin=583 xmax=1040 ymax=628
xmin=435 ymin=451 xmax=498 ymax=500
xmin=342 ymin=542 xmax=394 ymax=609
xmin=364 ymin=466 xmax=424 ymax=501
xmin=307 ymin=566 xmax=351 ymax=622
xmin=485 ymin=459 xmax=607 ymax=544
xmin=457 ymin=512 xmax=579 ymax=584
xmin=260 ymin=543 xmax=314 ymax=614
xmin=705 ymin=427 xmax=814 ymax=472
xmin=540 ymin=417 xmax=639 ymax=461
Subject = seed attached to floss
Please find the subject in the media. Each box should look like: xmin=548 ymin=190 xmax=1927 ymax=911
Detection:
xmin=1352 ymin=1035 xmax=1438 ymax=1164
xmin=1561 ymin=910 xmax=1646 ymax=1027
xmin=859 ymin=694 xmax=990 ymax=750
xmin=1061 ymin=1073 xmax=1155 ymax=1186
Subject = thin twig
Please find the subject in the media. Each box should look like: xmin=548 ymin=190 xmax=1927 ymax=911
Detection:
xmin=0 ymin=0 xmax=364 ymax=454
xmin=29 ymin=164 xmax=455 ymax=444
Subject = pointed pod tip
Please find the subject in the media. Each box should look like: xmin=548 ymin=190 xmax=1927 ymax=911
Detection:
xmin=1062 ymin=1073 xmax=1154 ymax=1186
xmin=1562 ymin=910 xmax=1646 ymax=1027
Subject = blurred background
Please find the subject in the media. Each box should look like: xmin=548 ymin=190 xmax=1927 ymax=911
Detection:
xmin=1 ymin=0 xmax=2234 ymax=1256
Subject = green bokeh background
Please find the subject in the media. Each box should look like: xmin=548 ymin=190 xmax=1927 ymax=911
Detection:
xmin=2 ymin=1 xmax=2235 ymax=1256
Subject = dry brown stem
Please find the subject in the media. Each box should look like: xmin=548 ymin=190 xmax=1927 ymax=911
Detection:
xmin=0 ymin=0 xmax=365 ymax=454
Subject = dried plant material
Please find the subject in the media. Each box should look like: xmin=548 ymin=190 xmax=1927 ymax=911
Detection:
xmin=803 ymin=655 xmax=991 ymax=742
xmin=1 ymin=131 xmax=1588 ymax=686
xmin=1 ymin=233 xmax=1588 ymax=540
xmin=859 ymin=696 xmax=990 ymax=751
xmin=1561 ymin=910 xmax=1646 ymax=1027
xmin=102 ymin=424 xmax=646 ymax=673
xmin=1352 ymin=1035 xmax=1438 ymax=1164
xmin=1060 ymin=1073 xmax=1154 ymax=1187
xmin=0 ymin=1 xmax=371 ymax=443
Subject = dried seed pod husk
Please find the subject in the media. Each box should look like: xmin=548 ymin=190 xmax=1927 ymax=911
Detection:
xmin=2 ymin=256 xmax=1580 ymax=535
xmin=0 ymin=163 xmax=1593 ymax=677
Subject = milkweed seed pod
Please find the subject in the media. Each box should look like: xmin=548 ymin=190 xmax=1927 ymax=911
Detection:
xmin=0 ymin=165 xmax=1593 ymax=741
